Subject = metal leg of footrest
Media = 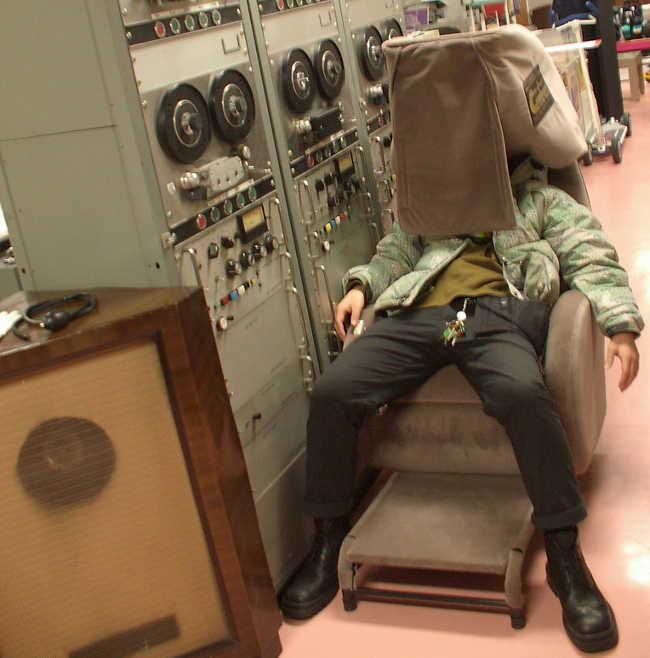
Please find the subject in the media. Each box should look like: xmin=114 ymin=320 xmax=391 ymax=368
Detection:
xmin=505 ymin=547 xmax=526 ymax=629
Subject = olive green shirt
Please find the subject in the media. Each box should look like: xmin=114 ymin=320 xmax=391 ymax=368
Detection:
xmin=414 ymin=240 xmax=509 ymax=308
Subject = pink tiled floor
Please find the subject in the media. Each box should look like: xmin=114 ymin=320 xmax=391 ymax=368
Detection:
xmin=277 ymin=78 xmax=650 ymax=657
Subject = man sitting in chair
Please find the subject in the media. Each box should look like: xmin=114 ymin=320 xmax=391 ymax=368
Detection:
xmin=280 ymin=25 xmax=642 ymax=654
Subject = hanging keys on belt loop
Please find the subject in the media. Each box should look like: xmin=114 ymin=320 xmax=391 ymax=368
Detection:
xmin=440 ymin=298 xmax=469 ymax=347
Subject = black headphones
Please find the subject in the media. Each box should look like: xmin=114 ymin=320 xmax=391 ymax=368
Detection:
xmin=23 ymin=293 xmax=98 ymax=332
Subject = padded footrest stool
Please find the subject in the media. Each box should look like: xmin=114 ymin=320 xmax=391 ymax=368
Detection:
xmin=338 ymin=471 xmax=535 ymax=629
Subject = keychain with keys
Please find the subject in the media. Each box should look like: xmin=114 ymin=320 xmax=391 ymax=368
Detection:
xmin=440 ymin=298 xmax=469 ymax=347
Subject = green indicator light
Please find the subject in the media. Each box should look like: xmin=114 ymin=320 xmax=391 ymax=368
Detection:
xmin=199 ymin=12 xmax=209 ymax=27
xmin=248 ymin=187 xmax=258 ymax=202
xmin=224 ymin=199 xmax=234 ymax=215
xmin=212 ymin=10 xmax=222 ymax=25
xmin=236 ymin=193 xmax=246 ymax=209
xmin=211 ymin=206 xmax=221 ymax=222
xmin=170 ymin=18 xmax=181 ymax=34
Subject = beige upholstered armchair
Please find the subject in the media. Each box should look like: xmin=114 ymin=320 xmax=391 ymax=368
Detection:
xmin=337 ymin=163 xmax=606 ymax=629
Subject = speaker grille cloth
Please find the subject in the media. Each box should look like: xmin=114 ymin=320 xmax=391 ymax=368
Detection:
xmin=0 ymin=341 xmax=230 ymax=657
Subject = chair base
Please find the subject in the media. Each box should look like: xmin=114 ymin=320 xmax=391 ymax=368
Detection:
xmin=338 ymin=471 xmax=535 ymax=629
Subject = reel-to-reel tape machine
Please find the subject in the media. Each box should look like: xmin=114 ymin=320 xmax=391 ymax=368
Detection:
xmin=0 ymin=0 xmax=406 ymax=618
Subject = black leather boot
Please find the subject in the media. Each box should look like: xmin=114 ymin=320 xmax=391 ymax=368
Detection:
xmin=280 ymin=516 xmax=350 ymax=620
xmin=545 ymin=527 xmax=618 ymax=653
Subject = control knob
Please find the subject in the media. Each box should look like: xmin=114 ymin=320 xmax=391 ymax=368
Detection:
xmin=369 ymin=83 xmax=390 ymax=105
xmin=327 ymin=193 xmax=339 ymax=209
xmin=226 ymin=258 xmax=242 ymax=277
xmin=207 ymin=242 xmax=219 ymax=259
xmin=324 ymin=172 xmax=335 ymax=186
xmin=315 ymin=179 xmax=326 ymax=193
xmin=295 ymin=119 xmax=313 ymax=135
xmin=264 ymin=234 xmax=279 ymax=253
xmin=179 ymin=172 xmax=201 ymax=190
xmin=239 ymin=250 xmax=255 ymax=268
xmin=221 ymin=236 xmax=235 ymax=249
xmin=252 ymin=241 xmax=267 ymax=260
xmin=215 ymin=316 xmax=229 ymax=332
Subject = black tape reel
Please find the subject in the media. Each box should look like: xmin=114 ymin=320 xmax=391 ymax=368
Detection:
xmin=382 ymin=18 xmax=403 ymax=41
xmin=358 ymin=25 xmax=385 ymax=81
xmin=156 ymin=83 xmax=211 ymax=164
xmin=17 ymin=417 xmax=117 ymax=506
xmin=314 ymin=39 xmax=345 ymax=101
xmin=282 ymin=48 xmax=316 ymax=114
xmin=209 ymin=69 xmax=256 ymax=144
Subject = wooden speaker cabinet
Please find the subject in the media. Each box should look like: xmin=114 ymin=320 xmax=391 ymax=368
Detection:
xmin=0 ymin=287 xmax=281 ymax=658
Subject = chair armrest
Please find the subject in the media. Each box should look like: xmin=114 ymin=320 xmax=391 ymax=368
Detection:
xmin=544 ymin=289 xmax=606 ymax=473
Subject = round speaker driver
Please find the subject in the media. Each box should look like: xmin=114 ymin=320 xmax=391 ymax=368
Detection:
xmin=17 ymin=417 xmax=117 ymax=506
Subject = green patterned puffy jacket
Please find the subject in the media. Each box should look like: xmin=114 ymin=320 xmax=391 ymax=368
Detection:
xmin=344 ymin=160 xmax=644 ymax=338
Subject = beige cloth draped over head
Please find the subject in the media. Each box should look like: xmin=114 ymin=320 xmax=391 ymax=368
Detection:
xmin=382 ymin=24 xmax=587 ymax=236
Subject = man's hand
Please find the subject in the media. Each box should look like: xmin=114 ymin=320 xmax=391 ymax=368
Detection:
xmin=334 ymin=287 xmax=366 ymax=342
xmin=605 ymin=331 xmax=640 ymax=392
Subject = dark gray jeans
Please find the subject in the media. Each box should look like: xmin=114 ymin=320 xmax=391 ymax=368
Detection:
xmin=304 ymin=299 xmax=587 ymax=531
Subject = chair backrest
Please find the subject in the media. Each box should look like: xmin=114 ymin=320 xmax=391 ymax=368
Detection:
xmin=548 ymin=162 xmax=591 ymax=209
xmin=382 ymin=25 xmax=588 ymax=237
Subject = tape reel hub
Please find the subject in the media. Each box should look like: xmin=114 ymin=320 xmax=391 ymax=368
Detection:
xmin=359 ymin=26 xmax=384 ymax=81
xmin=282 ymin=48 xmax=316 ymax=114
xmin=315 ymin=39 xmax=345 ymax=101
xmin=156 ymin=83 xmax=211 ymax=164
xmin=210 ymin=69 xmax=256 ymax=143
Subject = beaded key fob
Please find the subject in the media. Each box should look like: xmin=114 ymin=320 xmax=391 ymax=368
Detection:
xmin=441 ymin=312 xmax=466 ymax=346
xmin=440 ymin=299 xmax=469 ymax=347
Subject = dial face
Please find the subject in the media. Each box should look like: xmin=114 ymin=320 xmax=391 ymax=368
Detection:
xmin=156 ymin=83 xmax=211 ymax=164
xmin=209 ymin=69 xmax=256 ymax=144
xmin=314 ymin=39 xmax=345 ymax=101
xmin=359 ymin=25 xmax=385 ymax=81
xmin=238 ymin=205 xmax=268 ymax=242
xmin=282 ymin=48 xmax=316 ymax=114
